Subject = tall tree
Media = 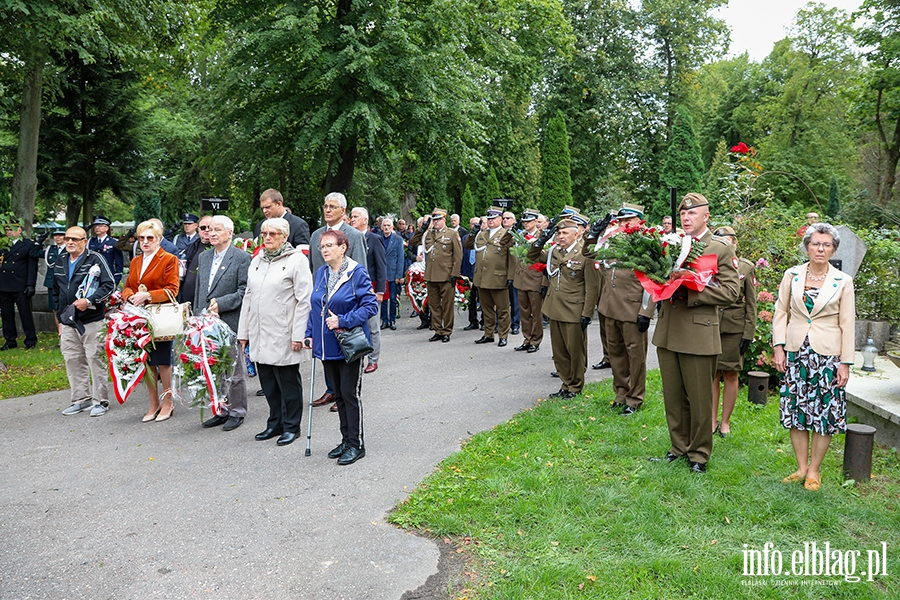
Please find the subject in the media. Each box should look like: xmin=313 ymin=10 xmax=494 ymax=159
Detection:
xmin=461 ymin=183 xmax=475 ymax=224
xmin=654 ymin=107 xmax=704 ymax=219
xmin=855 ymin=0 xmax=900 ymax=207
xmin=827 ymin=175 xmax=841 ymax=218
xmin=483 ymin=167 xmax=501 ymax=214
xmin=540 ymin=111 xmax=573 ymax=217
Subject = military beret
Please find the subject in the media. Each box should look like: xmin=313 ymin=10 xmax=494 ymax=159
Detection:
xmin=557 ymin=218 xmax=578 ymax=230
xmin=91 ymin=215 xmax=112 ymax=227
xmin=677 ymin=193 xmax=709 ymax=212
xmin=714 ymin=225 xmax=736 ymax=238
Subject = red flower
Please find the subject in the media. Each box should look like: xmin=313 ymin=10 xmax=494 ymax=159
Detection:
xmin=528 ymin=262 xmax=547 ymax=273
xmin=208 ymin=357 xmax=218 ymax=366
xmin=179 ymin=353 xmax=190 ymax=363
xmin=730 ymin=142 xmax=750 ymax=154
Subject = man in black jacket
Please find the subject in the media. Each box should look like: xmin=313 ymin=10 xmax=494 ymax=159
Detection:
xmin=52 ymin=227 xmax=116 ymax=417
xmin=350 ymin=207 xmax=386 ymax=373
xmin=0 ymin=221 xmax=39 ymax=350
xmin=252 ymin=188 xmax=311 ymax=251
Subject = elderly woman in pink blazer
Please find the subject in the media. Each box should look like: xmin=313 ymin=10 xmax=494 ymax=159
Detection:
xmin=773 ymin=222 xmax=855 ymax=492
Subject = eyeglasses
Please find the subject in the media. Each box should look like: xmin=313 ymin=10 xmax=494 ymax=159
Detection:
xmin=64 ymin=236 xmax=85 ymax=242
xmin=260 ymin=231 xmax=281 ymax=238
xmin=810 ymin=242 xmax=834 ymax=249
xmin=138 ymin=236 xmax=156 ymax=241
xmin=323 ymin=204 xmax=342 ymax=211
xmin=319 ymin=242 xmax=338 ymax=250
xmin=198 ymin=225 xmax=210 ymax=231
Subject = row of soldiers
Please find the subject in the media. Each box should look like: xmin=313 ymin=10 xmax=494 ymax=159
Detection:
xmin=411 ymin=194 xmax=756 ymax=473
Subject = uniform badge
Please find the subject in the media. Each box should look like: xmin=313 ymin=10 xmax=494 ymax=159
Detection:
xmin=593 ymin=262 xmax=600 ymax=270
xmin=732 ymin=257 xmax=739 ymax=270
xmin=752 ymin=276 xmax=758 ymax=286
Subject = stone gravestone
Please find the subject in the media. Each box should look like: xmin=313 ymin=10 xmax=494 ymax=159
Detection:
xmin=832 ymin=225 xmax=866 ymax=277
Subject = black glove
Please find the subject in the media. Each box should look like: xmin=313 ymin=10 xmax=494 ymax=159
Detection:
xmin=589 ymin=213 xmax=614 ymax=241
xmin=580 ymin=316 xmax=590 ymax=331
xmin=35 ymin=231 xmax=51 ymax=245
xmin=637 ymin=315 xmax=651 ymax=333
xmin=540 ymin=285 xmax=548 ymax=299
xmin=420 ymin=217 xmax=431 ymax=232
xmin=739 ymin=338 xmax=751 ymax=355
xmin=24 ymin=286 xmax=35 ymax=298
xmin=506 ymin=279 xmax=513 ymax=289
xmin=471 ymin=220 xmax=481 ymax=234
xmin=535 ymin=220 xmax=557 ymax=249
xmin=450 ymin=276 xmax=458 ymax=285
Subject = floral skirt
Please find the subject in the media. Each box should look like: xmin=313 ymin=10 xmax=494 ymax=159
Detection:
xmin=779 ymin=336 xmax=846 ymax=435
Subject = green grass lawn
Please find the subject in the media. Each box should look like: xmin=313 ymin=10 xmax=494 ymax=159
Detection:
xmin=0 ymin=332 xmax=69 ymax=399
xmin=390 ymin=371 xmax=900 ymax=599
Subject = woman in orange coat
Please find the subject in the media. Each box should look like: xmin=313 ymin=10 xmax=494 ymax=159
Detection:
xmin=122 ymin=220 xmax=180 ymax=422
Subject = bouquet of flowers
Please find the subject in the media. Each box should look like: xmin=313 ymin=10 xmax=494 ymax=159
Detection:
xmin=508 ymin=230 xmax=534 ymax=266
xmin=175 ymin=310 xmax=239 ymax=416
xmin=233 ymin=236 xmax=261 ymax=256
xmin=454 ymin=275 xmax=471 ymax=310
xmin=104 ymin=304 xmax=153 ymax=404
xmin=405 ymin=264 xmax=428 ymax=313
xmin=591 ymin=222 xmax=718 ymax=302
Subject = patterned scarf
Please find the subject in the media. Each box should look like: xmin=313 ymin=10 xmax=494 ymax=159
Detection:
xmin=264 ymin=241 xmax=290 ymax=260
xmin=326 ymin=258 xmax=350 ymax=302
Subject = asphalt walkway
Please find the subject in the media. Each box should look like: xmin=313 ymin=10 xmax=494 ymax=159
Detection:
xmin=1 ymin=313 xmax=642 ymax=599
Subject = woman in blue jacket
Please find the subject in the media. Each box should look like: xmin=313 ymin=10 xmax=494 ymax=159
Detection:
xmin=304 ymin=229 xmax=378 ymax=465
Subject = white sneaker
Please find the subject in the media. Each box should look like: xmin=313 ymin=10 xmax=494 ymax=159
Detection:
xmin=89 ymin=403 xmax=109 ymax=417
xmin=62 ymin=401 xmax=93 ymax=416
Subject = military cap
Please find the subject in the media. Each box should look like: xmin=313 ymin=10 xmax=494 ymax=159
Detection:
xmin=430 ymin=208 xmax=448 ymax=219
xmin=521 ymin=208 xmax=540 ymax=222
xmin=181 ymin=213 xmax=200 ymax=224
xmin=560 ymin=205 xmax=579 ymax=215
xmin=91 ymin=215 xmax=112 ymax=227
xmin=677 ymin=193 xmax=709 ymax=212
xmin=569 ymin=212 xmax=590 ymax=227
xmin=486 ymin=205 xmax=504 ymax=218
xmin=616 ymin=202 xmax=645 ymax=219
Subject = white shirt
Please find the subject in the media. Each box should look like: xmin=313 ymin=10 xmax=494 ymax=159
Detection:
xmin=208 ymin=247 xmax=227 ymax=292
xmin=139 ymin=248 xmax=160 ymax=280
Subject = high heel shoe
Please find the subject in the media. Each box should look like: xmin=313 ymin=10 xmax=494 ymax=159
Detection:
xmin=142 ymin=408 xmax=161 ymax=423
xmin=155 ymin=390 xmax=174 ymax=422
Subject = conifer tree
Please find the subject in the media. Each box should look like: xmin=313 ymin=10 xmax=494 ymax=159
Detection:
xmin=461 ymin=184 xmax=475 ymax=224
xmin=540 ymin=110 xmax=572 ymax=217
xmin=482 ymin=167 xmax=500 ymax=214
xmin=655 ymin=107 xmax=704 ymax=220
xmin=701 ymin=139 xmax=731 ymax=216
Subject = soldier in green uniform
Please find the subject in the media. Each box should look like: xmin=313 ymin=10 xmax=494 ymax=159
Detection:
xmin=466 ymin=205 xmax=514 ymax=347
xmin=585 ymin=204 xmax=654 ymax=415
xmin=711 ymin=226 xmax=757 ymax=437
xmin=409 ymin=208 xmax=462 ymax=343
xmin=512 ymin=208 xmax=548 ymax=352
xmin=528 ymin=218 xmax=599 ymax=399
xmin=651 ymin=193 xmax=740 ymax=473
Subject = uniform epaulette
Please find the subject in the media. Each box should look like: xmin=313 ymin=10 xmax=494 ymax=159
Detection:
xmin=739 ymin=257 xmax=754 ymax=266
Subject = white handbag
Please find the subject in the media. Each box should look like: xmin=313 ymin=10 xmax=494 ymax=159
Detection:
xmin=142 ymin=286 xmax=190 ymax=341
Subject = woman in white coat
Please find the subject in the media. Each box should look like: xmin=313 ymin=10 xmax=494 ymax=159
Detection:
xmin=238 ymin=217 xmax=313 ymax=447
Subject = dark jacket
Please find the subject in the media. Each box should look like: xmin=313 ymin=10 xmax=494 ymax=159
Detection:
xmin=305 ymin=260 xmax=378 ymax=361
xmin=51 ymin=249 xmax=116 ymax=325
xmin=0 ymin=238 xmax=38 ymax=293
xmin=382 ymin=232 xmax=405 ymax=281
xmin=364 ymin=230 xmax=387 ymax=292
xmin=193 ymin=245 xmax=251 ymax=334
xmin=88 ymin=235 xmax=124 ymax=284
xmin=254 ymin=211 xmax=311 ymax=249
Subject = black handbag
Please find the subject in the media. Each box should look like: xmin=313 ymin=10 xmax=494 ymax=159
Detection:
xmin=333 ymin=326 xmax=373 ymax=363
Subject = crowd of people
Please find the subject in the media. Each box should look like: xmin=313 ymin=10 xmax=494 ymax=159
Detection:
xmin=0 ymin=192 xmax=856 ymax=482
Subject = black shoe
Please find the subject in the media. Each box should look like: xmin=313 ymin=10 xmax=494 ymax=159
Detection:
xmin=202 ymin=415 xmax=229 ymax=428
xmin=256 ymin=389 xmax=266 ymax=396
xmin=223 ymin=416 xmax=244 ymax=431
xmin=0 ymin=342 xmax=16 ymax=351
xmin=514 ymin=343 xmax=530 ymax=351
xmin=550 ymin=371 xmax=559 ymax=377
xmin=562 ymin=391 xmax=577 ymax=399
xmin=526 ymin=345 xmax=538 ymax=353
xmin=337 ymin=446 xmax=365 ymax=465
xmin=441 ymin=335 xmax=450 ymax=343
xmin=417 ymin=322 xmax=430 ymax=330
xmin=549 ymin=388 xmax=566 ymax=398
xmin=497 ymin=339 xmax=507 ymax=347
xmin=24 ymin=343 xmax=36 ymax=350
xmin=474 ymin=336 xmax=494 ymax=344
xmin=390 ymin=322 xmax=397 ymax=330
xmin=479 ymin=323 xmax=484 ymax=331
xmin=328 ymin=442 xmax=348 ymax=459
xmin=592 ymin=361 xmax=612 ymax=370
xmin=649 ymin=452 xmax=682 ymax=463
xmin=621 ymin=406 xmax=637 ymax=416
xmin=689 ymin=461 xmax=707 ymax=473
xmin=463 ymin=322 xmax=479 ymax=331
xmin=428 ymin=333 xmax=442 ymax=342
xmin=511 ymin=325 xmax=520 ymax=335
xmin=255 ymin=428 xmax=283 ymax=441
xmin=276 ymin=432 xmax=297 ymax=446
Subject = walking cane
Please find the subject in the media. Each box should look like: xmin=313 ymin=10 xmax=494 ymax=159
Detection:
xmin=305 ymin=357 xmax=316 ymax=457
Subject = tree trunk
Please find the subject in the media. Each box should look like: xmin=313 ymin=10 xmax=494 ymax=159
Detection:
xmin=66 ymin=194 xmax=80 ymax=227
xmin=323 ymin=141 xmax=357 ymax=195
xmin=11 ymin=47 xmax=44 ymax=237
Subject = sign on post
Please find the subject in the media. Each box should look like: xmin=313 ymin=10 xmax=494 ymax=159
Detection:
xmin=201 ymin=197 xmax=230 ymax=213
